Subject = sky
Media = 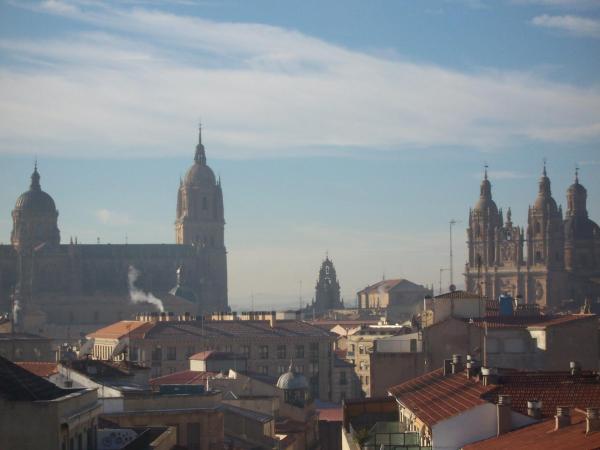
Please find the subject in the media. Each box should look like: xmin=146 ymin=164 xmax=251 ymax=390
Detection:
xmin=0 ymin=0 xmax=599 ymax=310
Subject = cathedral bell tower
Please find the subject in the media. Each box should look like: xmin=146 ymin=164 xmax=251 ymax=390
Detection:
xmin=526 ymin=164 xmax=564 ymax=269
xmin=175 ymin=126 xmax=225 ymax=247
xmin=175 ymin=126 xmax=228 ymax=311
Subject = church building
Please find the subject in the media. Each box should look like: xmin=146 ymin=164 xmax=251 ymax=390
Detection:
xmin=0 ymin=127 xmax=228 ymax=339
xmin=465 ymin=166 xmax=600 ymax=308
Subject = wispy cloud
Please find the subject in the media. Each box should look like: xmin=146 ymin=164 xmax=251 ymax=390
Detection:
xmin=532 ymin=14 xmax=600 ymax=37
xmin=95 ymin=209 xmax=133 ymax=226
xmin=0 ymin=2 xmax=599 ymax=159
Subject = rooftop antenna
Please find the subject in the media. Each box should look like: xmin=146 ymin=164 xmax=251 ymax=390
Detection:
xmin=439 ymin=268 xmax=448 ymax=295
xmin=299 ymin=280 xmax=303 ymax=311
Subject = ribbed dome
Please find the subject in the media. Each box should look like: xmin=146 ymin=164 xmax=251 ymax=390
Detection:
xmin=277 ymin=366 xmax=308 ymax=390
xmin=14 ymin=168 xmax=57 ymax=214
xmin=184 ymin=163 xmax=216 ymax=187
xmin=473 ymin=171 xmax=498 ymax=214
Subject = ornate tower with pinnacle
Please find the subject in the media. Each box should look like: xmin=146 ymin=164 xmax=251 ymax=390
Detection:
xmin=175 ymin=125 xmax=228 ymax=311
xmin=313 ymin=255 xmax=343 ymax=314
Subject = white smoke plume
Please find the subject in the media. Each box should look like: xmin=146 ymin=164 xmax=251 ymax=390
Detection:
xmin=128 ymin=265 xmax=164 ymax=312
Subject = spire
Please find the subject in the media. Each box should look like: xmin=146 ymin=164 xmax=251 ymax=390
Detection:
xmin=506 ymin=207 xmax=512 ymax=225
xmin=484 ymin=163 xmax=488 ymax=181
xmin=30 ymin=161 xmax=41 ymax=191
xmin=543 ymin=157 xmax=547 ymax=177
xmin=575 ymin=165 xmax=579 ymax=184
xmin=194 ymin=122 xmax=206 ymax=165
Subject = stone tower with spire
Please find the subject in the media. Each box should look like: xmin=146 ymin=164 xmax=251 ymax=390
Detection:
xmin=312 ymin=256 xmax=343 ymax=315
xmin=174 ymin=126 xmax=228 ymax=311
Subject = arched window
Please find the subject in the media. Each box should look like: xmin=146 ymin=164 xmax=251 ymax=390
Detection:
xmin=535 ymin=251 xmax=542 ymax=262
xmin=535 ymin=222 xmax=541 ymax=234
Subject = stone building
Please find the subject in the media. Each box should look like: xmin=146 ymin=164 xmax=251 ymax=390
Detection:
xmin=465 ymin=166 xmax=600 ymax=308
xmin=0 ymin=128 xmax=228 ymax=339
xmin=86 ymin=313 xmax=336 ymax=402
xmin=0 ymin=356 xmax=102 ymax=450
xmin=357 ymin=278 xmax=433 ymax=320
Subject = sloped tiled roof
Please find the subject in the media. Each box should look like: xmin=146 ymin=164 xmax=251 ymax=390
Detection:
xmin=16 ymin=362 xmax=59 ymax=378
xmin=0 ymin=356 xmax=68 ymax=401
xmin=483 ymin=371 xmax=600 ymax=418
xmin=149 ymin=370 xmax=216 ymax=386
xmin=434 ymin=290 xmax=481 ymax=299
xmin=358 ymin=279 xmax=404 ymax=294
xmin=388 ymin=368 xmax=494 ymax=426
xmin=389 ymin=368 xmax=600 ymax=427
xmin=189 ymin=350 xmax=246 ymax=361
xmin=465 ymin=314 xmax=595 ymax=329
xmin=464 ymin=409 xmax=600 ymax=450
xmin=87 ymin=320 xmax=155 ymax=339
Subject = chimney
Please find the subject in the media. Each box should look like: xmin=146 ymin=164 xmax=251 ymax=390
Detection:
xmin=451 ymin=354 xmax=463 ymax=374
xmin=497 ymin=395 xmax=512 ymax=436
xmin=466 ymin=355 xmax=480 ymax=378
xmin=443 ymin=359 xmax=452 ymax=376
xmin=587 ymin=408 xmax=600 ymax=433
xmin=480 ymin=367 xmax=498 ymax=386
xmin=555 ymin=406 xmax=571 ymax=430
xmin=527 ymin=400 xmax=542 ymax=420
xmin=269 ymin=311 xmax=277 ymax=328
xmin=570 ymin=361 xmax=581 ymax=376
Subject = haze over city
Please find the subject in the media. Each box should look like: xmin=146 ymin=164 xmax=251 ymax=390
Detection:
xmin=1 ymin=0 xmax=599 ymax=310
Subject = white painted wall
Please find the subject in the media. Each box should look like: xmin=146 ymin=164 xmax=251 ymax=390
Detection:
xmin=431 ymin=403 xmax=537 ymax=450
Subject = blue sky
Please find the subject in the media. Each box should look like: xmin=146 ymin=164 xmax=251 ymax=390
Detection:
xmin=0 ymin=0 xmax=599 ymax=310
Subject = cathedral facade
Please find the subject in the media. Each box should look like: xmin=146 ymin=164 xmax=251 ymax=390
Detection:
xmin=464 ymin=167 xmax=600 ymax=308
xmin=0 ymin=128 xmax=228 ymax=338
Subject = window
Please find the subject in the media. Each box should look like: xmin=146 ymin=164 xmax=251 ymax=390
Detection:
xmin=151 ymin=347 xmax=162 ymax=361
xmin=187 ymin=422 xmax=201 ymax=450
xmin=309 ymin=362 xmax=319 ymax=375
xmin=296 ymin=365 xmax=304 ymax=374
xmin=224 ymin=344 xmax=233 ymax=353
xmin=295 ymin=345 xmax=304 ymax=358
xmin=340 ymin=372 xmax=347 ymax=385
xmin=241 ymin=344 xmax=251 ymax=357
xmin=309 ymin=342 xmax=319 ymax=360
xmin=259 ymin=345 xmax=269 ymax=359
xmin=259 ymin=365 xmax=269 ymax=375
xmin=278 ymin=365 xmax=287 ymax=375
xmin=365 ymin=375 xmax=369 ymax=386
xmin=277 ymin=344 xmax=286 ymax=359
xmin=535 ymin=251 xmax=542 ymax=263
xmin=167 ymin=347 xmax=177 ymax=361
xmin=535 ymin=222 xmax=541 ymax=234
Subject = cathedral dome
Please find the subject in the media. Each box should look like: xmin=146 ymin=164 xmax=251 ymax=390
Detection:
xmin=473 ymin=172 xmax=498 ymax=215
xmin=14 ymin=167 xmax=57 ymax=214
xmin=184 ymin=163 xmax=216 ymax=187
xmin=277 ymin=364 xmax=309 ymax=391
xmin=183 ymin=127 xmax=217 ymax=187
xmin=533 ymin=168 xmax=558 ymax=213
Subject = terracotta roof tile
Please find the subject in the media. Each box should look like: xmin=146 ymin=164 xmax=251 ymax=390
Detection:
xmin=434 ymin=290 xmax=481 ymax=299
xmin=16 ymin=362 xmax=59 ymax=378
xmin=465 ymin=314 xmax=595 ymax=329
xmin=189 ymin=350 xmax=246 ymax=361
xmin=388 ymin=369 xmax=495 ymax=426
xmin=87 ymin=320 xmax=155 ymax=339
xmin=89 ymin=319 xmax=334 ymax=340
xmin=149 ymin=370 xmax=216 ymax=386
xmin=464 ymin=410 xmax=600 ymax=450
